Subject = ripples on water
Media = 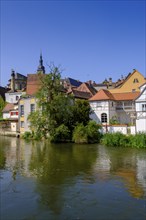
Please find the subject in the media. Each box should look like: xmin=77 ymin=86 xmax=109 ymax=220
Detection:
xmin=0 ymin=136 xmax=146 ymax=220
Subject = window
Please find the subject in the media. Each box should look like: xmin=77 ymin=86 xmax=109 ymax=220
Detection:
xmin=20 ymin=105 xmax=24 ymax=116
xmin=101 ymin=113 xmax=107 ymax=123
xmin=142 ymin=104 xmax=146 ymax=111
xmin=30 ymin=104 xmax=35 ymax=112
xmin=10 ymin=111 xmax=18 ymax=116
xmin=16 ymin=96 xmax=19 ymax=101
xmin=133 ymin=78 xmax=139 ymax=83
xmin=20 ymin=121 xmax=24 ymax=128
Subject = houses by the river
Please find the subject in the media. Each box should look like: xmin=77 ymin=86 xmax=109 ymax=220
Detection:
xmin=1 ymin=54 xmax=146 ymax=136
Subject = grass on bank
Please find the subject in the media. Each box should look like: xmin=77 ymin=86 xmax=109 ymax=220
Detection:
xmin=101 ymin=132 xmax=146 ymax=149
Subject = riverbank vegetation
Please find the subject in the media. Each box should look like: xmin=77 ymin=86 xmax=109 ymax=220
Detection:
xmin=101 ymin=132 xmax=146 ymax=148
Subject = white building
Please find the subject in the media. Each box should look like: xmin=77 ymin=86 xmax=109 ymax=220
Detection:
xmin=135 ymin=83 xmax=146 ymax=133
xmin=2 ymin=103 xmax=19 ymax=132
xmin=89 ymin=89 xmax=139 ymax=126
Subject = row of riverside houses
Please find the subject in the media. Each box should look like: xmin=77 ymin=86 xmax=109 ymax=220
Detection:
xmin=1 ymin=54 xmax=146 ymax=136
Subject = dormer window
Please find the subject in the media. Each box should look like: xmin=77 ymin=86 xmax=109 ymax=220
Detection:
xmin=133 ymin=78 xmax=139 ymax=83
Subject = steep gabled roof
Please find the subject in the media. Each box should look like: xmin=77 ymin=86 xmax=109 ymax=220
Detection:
xmin=108 ymin=69 xmax=146 ymax=93
xmin=89 ymin=89 xmax=114 ymax=101
xmin=15 ymin=73 xmax=27 ymax=79
xmin=77 ymin=82 xmax=97 ymax=96
xmin=118 ymin=69 xmax=145 ymax=88
xmin=2 ymin=103 xmax=15 ymax=113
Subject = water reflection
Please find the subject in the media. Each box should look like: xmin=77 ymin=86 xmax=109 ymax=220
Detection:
xmin=0 ymin=136 xmax=146 ymax=218
xmin=28 ymin=142 xmax=98 ymax=214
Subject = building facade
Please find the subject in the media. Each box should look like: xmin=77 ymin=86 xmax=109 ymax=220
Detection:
xmin=89 ymin=89 xmax=139 ymax=125
xmin=135 ymin=83 xmax=146 ymax=133
xmin=19 ymin=96 xmax=37 ymax=133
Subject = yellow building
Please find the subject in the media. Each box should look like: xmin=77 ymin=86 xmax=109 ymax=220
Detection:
xmin=109 ymin=69 xmax=146 ymax=93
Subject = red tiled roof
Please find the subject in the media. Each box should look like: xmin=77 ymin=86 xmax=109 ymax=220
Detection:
xmin=112 ymin=92 xmax=140 ymax=101
xmin=77 ymin=83 xmax=97 ymax=96
xmin=89 ymin=89 xmax=115 ymax=101
xmin=2 ymin=103 xmax=15 ymax=112
xmin=89 ymin=89 xmax=140 ymax=101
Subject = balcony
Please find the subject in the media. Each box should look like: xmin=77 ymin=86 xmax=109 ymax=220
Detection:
xmin=116 ymin=105 xmax=135 ymax=112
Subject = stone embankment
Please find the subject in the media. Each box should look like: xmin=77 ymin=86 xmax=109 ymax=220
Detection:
xmin=0 ymin=129 xmax=20 ymax=137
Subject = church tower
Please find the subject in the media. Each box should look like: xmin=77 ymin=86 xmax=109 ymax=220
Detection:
xmin=37 ymin=53 xmax=45 ymax=74
xmin=11 ymin=69 xmax=15 ymax=91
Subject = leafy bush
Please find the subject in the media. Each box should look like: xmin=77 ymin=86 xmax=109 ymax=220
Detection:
xmin=86 ymin=121 xmax=102 ymax=143
xmin=109 ymin=115 xmax=119 ymax=125
xmin=102 ymin=132 xmax=128 ymax=147
xmin=72 ymin=123 xmax=88 ymax=144
xmin=22 ymin=131 xmax=33 ymax=139
xmin=128 ymin=133 xmax=146 ymax=148
xmin=50 ymin=124 xmax=71 ymax=142
xmin=73 ymin=121 xmax=102 ymax=144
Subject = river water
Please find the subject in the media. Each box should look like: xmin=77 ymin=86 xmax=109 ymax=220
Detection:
xmin=0 ymin=136 xmax=146 ymax=220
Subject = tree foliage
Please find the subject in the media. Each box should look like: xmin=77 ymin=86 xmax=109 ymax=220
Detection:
xmin=72 ymin=121 xmax=102 ymax=144
xmin=0 ymin=96 xmax=5 ymax=118
xmin=28 ymin=64 xmax=92 ymax=141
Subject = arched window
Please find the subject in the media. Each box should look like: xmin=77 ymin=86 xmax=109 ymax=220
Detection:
xmin=101 ymin=113 xmax=107 ymax=123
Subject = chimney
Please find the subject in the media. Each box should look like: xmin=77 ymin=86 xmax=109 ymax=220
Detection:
xmin=11 ymin=69 xmax=15 ymax=91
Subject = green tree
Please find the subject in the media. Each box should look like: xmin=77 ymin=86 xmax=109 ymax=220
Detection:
xmin=28 ymin=64 xmax=92 ymax=141
xmin=0 ymin=96 xmax=5 ymax=118
xmin=63 ymin=99 xmax=92 ymax=136
xmin=28 ymin=64 xmax=64 ymax=138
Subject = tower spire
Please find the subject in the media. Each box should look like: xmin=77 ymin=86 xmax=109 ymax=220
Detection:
xmin=37 ymin=52 xmax=45 ymax=74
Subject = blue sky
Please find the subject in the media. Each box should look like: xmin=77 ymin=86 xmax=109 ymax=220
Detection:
xmin=0 ymin=0 xmax=145 ymax=87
